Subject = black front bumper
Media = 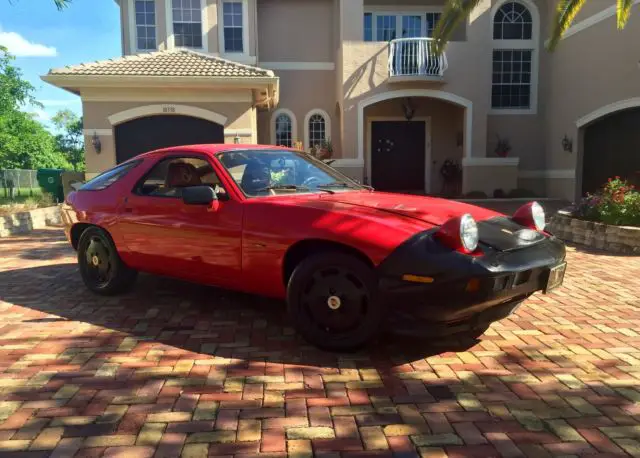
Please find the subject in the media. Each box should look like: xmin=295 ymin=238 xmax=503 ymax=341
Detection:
xmin=377 ymin=227 xmax=566 ymax=335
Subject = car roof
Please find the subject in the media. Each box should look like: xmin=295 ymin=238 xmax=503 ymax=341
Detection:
xmin=135 ymin=144 xmax=295 ymax=160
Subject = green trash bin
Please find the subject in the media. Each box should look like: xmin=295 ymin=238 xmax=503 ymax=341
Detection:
xmin=36 ymin=169 xmax=65 ymax=203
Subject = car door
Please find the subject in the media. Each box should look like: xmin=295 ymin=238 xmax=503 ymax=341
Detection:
xmin=116 ymin=153 xmax=243 ymax=285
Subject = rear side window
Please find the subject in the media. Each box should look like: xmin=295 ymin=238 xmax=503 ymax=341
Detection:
xmin=80 ymin=161 xmax=141 ymax=191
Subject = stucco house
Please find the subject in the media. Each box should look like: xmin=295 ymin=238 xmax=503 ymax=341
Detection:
xmin=43 ymin=0 xmax=640 ymax=200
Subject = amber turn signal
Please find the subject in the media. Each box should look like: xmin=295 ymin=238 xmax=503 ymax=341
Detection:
xmin=402 ymin=274 xmax=435 ymax=284
xmin=465 ymin=278 xmax=481 ymax=292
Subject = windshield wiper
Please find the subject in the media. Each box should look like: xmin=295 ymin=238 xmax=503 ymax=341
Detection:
xmin=257 ymin=184 xmax=310 ymax=192
xmin=256 ymin=184 xmax=335 ymax=194
xmin=317 ymin=182 xmax=360 ymax=190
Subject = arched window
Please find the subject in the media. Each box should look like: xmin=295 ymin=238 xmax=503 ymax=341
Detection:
xmin=491 ymin=0 xmax=538 ymax=113
xmin=304 ymin=109 xmax=331 ymax=150
xmin=270 ymin=109 xmax=297 ymax=147
xmin=308 ymin=114 xmax=326 ymax=149
xmin=493 ymin=1 xmax=532 ymax=40
xmin=275 ymin=114 xmax=292 ymax=147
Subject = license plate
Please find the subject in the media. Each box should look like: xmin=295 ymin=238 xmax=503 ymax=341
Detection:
xmin=544 ymin=262 xmax=567 ymax=294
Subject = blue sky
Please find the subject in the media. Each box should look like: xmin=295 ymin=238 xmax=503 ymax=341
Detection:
xmin=1 ymin=0 xmax=122 ymax=129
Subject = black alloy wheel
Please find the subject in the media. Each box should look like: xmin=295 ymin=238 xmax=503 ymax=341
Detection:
xmin=287 ymin=252 xmax=385 ymax=351
xmin=77 ymin=227 xmax=137 ymax=295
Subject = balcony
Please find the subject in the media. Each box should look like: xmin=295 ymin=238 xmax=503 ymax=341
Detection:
xmin=388 ymin=38 xmax=448 ymax=82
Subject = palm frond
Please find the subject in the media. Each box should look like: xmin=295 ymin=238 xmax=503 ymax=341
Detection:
xmin=432 ymin=0 xmax=484 ymax=54
xmin=617 ymin=0 xmax=635 ymax=29
xmin=53 ymin=0 xmax=71 ymax=10
xmin=547 ymin=0 xmax=587 ymax=51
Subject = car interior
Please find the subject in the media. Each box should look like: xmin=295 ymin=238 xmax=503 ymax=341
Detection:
xmin=136 ymin=157 xmax=226 ymax=198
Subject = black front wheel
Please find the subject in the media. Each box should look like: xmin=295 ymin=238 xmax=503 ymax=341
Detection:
xmin=77 ymin=227 xmax=137 ymax=296
xmin=287 ymin=253 xmax=385 ymax=351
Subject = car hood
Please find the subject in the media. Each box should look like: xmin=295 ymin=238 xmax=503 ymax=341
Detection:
xmin=318 ymin=191 xmax=502 ymax=226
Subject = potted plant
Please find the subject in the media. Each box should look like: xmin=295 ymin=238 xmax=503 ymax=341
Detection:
xmin=317 ymin=138 xmax=334 ymax=160
xmin=495 ymin=135 xmax=512 ymax=158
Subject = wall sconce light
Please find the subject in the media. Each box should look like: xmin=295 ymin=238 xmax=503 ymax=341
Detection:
xmin=402 ymin=97 xmax=415 ymax=121
xmin=91 ymin=132 xmax=102 ymax=154
xmin=562 ymin=134 xmax=573 ymax=152
xmin=234 ymin=134 xmax=241 ymax=144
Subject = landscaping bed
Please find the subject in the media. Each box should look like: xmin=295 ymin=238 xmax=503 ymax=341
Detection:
xmin=548 ymin=178 xmax=640 ymax=254
xmin=0 ymin=205 xmax=62 ymax=238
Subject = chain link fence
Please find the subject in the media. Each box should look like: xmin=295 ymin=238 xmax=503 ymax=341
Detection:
xmin=0 ymin=169 xmax=41 ymax=202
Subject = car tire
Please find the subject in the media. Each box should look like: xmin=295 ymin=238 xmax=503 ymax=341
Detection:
xmin=77 ymin=226 xmax=137 ymax=296
xmin=287 ymin=252 xmax=385 ymax=351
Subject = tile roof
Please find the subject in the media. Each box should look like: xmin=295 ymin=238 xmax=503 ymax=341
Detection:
xmin=47 ymin=50 xmax=274 ymax=78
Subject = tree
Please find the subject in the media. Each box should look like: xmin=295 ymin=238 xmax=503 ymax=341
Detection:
xmin=52 ymin=109 xmax=85 ymax=171
xmin=433 ymin=0 xmax=635 ymax=51
xmin=7 ymin=0 xmax=71 ymax=10
xmin=0 ymin=111 xmax=72 ymax=170
xmin=0 ymin=46 xmax=39 ymax=115
xmin=0 ymin=46 xmax=72 ymax=170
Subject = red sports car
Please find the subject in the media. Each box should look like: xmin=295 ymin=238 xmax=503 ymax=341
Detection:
xmin=62 ymin=145 xmax=566 ymax=350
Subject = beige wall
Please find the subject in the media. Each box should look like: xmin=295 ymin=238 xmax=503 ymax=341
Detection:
xmin=544 ymin=3 xmax=640 ymax=199
xmin=122 ymin=0 xmax=256 ymax=58
xmin=257 ymin=69 xmax=339 ymax=151
xmin=487 ymin=116 xmax=545 ymax=170
xmin=82 ymin=98 xmax=256 ymax=174
xmin=123 ymin=0 xmax=168 ymax=55
xmin=464 ymin=164 xmax=518 ymax=195
xmin=257 ymin=0 xmax=334 ymax=62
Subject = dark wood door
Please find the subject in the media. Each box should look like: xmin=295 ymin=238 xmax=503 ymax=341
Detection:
xmin=114 ymin=115 xmax=224 ymax=163
xmin=583 ymin=108 xmax=640 ymax=195
xmin=371 ymin=121 xmax=425 ymax=192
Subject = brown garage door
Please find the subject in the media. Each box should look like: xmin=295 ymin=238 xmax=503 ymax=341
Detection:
xmin=583 ymin=108 xmax=640 ymax=195
xmin=114 ymin=115 xmax=224 ymax=163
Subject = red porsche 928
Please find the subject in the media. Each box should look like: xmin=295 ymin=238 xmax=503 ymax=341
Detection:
xmin=62 ymin=145 xmax=566 ymax=350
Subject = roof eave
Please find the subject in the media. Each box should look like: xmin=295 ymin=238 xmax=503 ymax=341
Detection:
xmin=41 ymin=74 xmax=278 ymax=91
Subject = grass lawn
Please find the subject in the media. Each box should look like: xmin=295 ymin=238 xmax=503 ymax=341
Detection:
xmin=0 ymin=188 xmax=43 ymax=206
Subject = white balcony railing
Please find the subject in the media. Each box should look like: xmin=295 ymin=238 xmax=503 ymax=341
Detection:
xmin=388 ymin=38 xmax=448 ymax=79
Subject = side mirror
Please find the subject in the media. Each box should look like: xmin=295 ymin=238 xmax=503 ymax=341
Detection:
xmin=182 ymin=186 xmax=218 ymax=206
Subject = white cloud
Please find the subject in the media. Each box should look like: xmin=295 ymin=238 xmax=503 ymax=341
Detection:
xmin=0 ymin=28 xmax=57 ymax=57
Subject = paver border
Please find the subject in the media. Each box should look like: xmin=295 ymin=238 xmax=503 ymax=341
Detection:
xmin=0 ymin=206 xmax=62 ymax=238
xmin=548 ymin=212 xmax=640 ymax=254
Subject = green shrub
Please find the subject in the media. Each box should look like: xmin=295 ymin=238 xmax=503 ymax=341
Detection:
xmin=577 ymin=177 xmax=640 ymax=227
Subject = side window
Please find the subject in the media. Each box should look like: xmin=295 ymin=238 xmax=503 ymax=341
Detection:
xmin=135 ymin=156 xmax=223 ymax=198
xmin=80 ymin=160 xmax=141 ymax=191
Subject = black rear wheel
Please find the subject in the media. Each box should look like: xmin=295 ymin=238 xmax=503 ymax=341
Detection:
xmin=77 ymin=227 xmax=137 ymax=295
xmin=287 ymin=253 xmax=384 ymax=351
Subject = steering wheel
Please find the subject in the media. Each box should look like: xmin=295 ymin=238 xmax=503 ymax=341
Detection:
xmin=302 ymin=176 xmax=324 ymax=188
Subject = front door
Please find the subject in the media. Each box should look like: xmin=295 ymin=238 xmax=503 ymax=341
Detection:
xmin=371 ymin=121 xmax=426 ymax=192
xmin=117 ymin=154 xmax=242 ymax=285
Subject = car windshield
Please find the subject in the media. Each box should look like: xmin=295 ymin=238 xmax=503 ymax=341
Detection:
xmin=217 ymin=149 xmax=363 ymax=197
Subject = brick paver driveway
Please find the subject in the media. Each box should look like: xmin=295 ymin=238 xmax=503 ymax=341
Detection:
xmin=1 ymin=228 xmax=640 ymax=458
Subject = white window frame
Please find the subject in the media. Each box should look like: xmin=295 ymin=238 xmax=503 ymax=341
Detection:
xmin=363 ymin=7 xmax=443 ymax=41
xmin=128 ymin=0 xmax=158 ymax=53
xmin=304 ymin=109 xmax=331 ymax=150
xmin=165 ymin=0 xmax=209 ymax=52
xmin=270 ymin=108 xmax=297 ymax=147
xmin=218 ymin=0 xmax=250 ymax=58
xmin=489 ymin=0 xmax=539 ymax=115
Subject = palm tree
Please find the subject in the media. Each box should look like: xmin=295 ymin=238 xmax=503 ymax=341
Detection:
xmin=7 ymin=0 xmax=70 ymax=9
xmin=433 ymin=0 xmax=635 ymax=51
